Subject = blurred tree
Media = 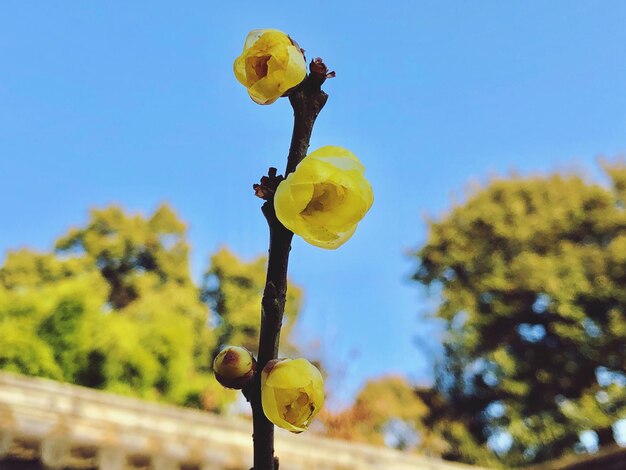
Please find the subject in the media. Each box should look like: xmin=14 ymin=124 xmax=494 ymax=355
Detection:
xmin=55 ymin=205 xmax=192 ymax=310
xmin=0 ymin=250 xmax=99 ymax=382
xmin=412 ymin=161 xmax=626 ymax=467
xmin=201 ymin=247 xmax=302 ymax=356
xmin=321 ymin=376 xmax=429 ymax=450
xmin=0 ymin=204 xmax=303 ymax=413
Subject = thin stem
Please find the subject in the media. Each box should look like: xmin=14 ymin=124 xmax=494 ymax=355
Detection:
xmin=249 ymin=70 xmax=328 ymax=470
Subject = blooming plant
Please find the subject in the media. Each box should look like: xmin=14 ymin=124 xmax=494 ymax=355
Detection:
xmin=234 ymin=29 xmax=307 ymax=105
xmin=274 ymin=145 xmax=374 ymax=249
xmin=261 ymin=358 xmax=324 ymax=433
xmin=217 ymin=29 xmax=373 ymax=470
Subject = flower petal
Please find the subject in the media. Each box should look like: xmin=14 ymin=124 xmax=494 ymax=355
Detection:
xmin=264 ymin=358 xmax=318 ymax=388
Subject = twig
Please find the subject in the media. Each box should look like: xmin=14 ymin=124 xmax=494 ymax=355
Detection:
xmin=249 ymin=60 xmax=330 ymax=470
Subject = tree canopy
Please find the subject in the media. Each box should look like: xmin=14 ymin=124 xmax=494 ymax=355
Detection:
xmin=0 ymin=204 xmax=303 ymax=412
xmin=201 ymin=247 xmax=302 ymax=356
xmin=412 ymin=161 xmax=626 ymax=467
xmin=321 ymin=376 xmax=429 ymax=450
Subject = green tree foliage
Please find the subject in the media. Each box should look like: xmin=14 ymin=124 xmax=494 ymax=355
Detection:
xmin=0 ymin=250 xmax=97 ymax=382
xmin=412 ymin=161 xmax=626 ymax=467
xmin=0 ymin=204 xmax=303 ymax=412
xmin=201 ymin=247 xmax=302 ymax=355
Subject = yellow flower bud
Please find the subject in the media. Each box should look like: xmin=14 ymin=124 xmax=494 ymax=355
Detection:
xmin=261 ymin=358 xmax=324 ymax=433
xmin=274 ymin=146 xmax=374 ymax=249
xmin=233 ymin=29 xmax=307 ymax=105
xmin=213 ymin=346 xmax=256 ymax=389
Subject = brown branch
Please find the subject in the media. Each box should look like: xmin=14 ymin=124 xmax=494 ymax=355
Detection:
xmin=248 ymin=61 xmax=329 ymax=470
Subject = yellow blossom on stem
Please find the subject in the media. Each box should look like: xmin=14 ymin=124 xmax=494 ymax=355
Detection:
xmin=274 ymin=146 xmax=374 ymax=249
xmin=261 ymin=358 xmax=324 ymax=433
xmin=213 ymin=346 xmax=256 ymax=389
xmin=234 ymin=29 xmax=307 ymax=105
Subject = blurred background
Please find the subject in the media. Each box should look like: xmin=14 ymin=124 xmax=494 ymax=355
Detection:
xmin=1 ymin=1 xmax=625 ymax=468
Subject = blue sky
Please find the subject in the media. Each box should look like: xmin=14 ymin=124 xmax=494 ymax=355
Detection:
xmin=1 ymin=1 xmax=625 ymax=407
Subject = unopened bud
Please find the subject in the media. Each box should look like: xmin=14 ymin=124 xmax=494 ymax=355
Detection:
xmin=213 ymin=346 xmax=256 ymax=389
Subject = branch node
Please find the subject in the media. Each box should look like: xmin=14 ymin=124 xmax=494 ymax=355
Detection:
xmin=254 ymin=167 xmax=284 ymax=200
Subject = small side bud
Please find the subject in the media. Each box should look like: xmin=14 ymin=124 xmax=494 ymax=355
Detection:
xmin=213 ymin=346 xmax=256 ymax=389
xmin=253 ymin=167 xmax=284 ymax=200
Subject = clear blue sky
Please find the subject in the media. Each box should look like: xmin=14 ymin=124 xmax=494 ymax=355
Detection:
xmin=1 ymin=1 xmax=625 ymax=407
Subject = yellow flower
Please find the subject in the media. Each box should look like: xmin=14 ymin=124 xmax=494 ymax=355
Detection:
xmin=213 ymin=346 xmax=256 ymax=389
xmin=274 ymin=146 xmax=374 ymax=249
xmin=234 ymin=29 xmax=307 ymax=105
xmin=261 ymin=358 xmax=324 ymax=433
